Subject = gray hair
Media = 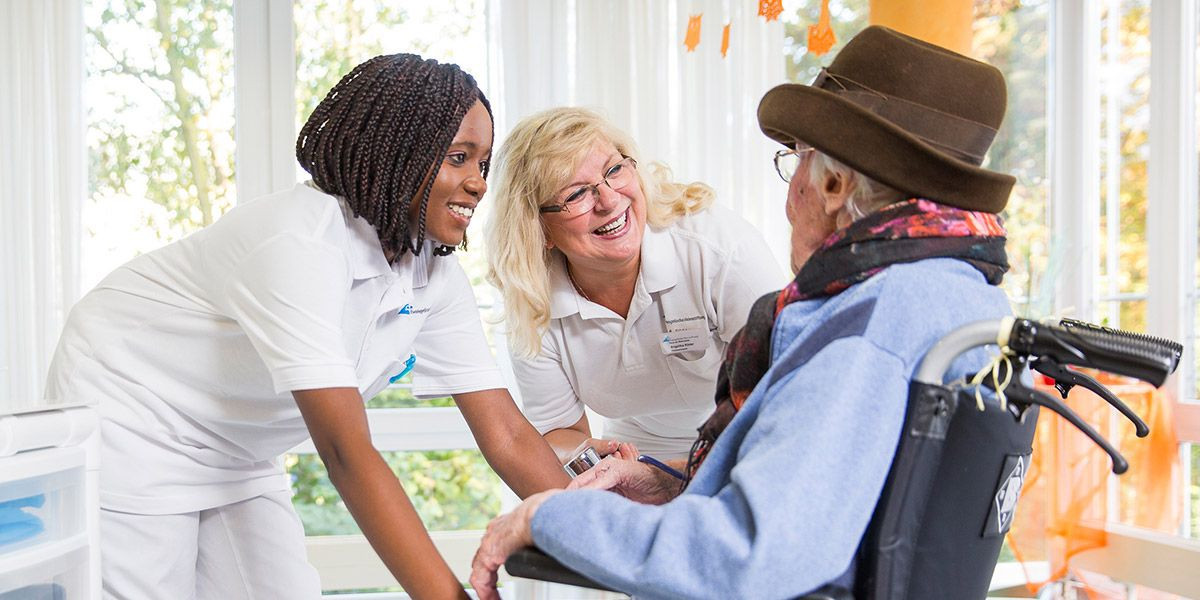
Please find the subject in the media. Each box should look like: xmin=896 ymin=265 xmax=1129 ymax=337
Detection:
xmin=807 ymin=152 xmax=907 ymax=219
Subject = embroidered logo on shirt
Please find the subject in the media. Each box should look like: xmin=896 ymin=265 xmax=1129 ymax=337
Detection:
xmin=398 ymin=304 xmax=413 ymax=315
xmin=389 ymin=354 xmax=417 ymax=384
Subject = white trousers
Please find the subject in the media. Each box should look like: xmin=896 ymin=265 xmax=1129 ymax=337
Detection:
xmin=100 ymin=490 xmax=321 ymax=600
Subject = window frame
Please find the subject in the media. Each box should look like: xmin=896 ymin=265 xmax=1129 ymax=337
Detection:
xmin=1053 ymin=0 xmax=1200 ymax=595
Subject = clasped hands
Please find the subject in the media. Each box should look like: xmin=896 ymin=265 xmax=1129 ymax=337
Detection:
xmin=468 ymin=441 xmax=684 ymax=599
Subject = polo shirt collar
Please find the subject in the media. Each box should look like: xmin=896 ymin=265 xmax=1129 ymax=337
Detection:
xmin=548 ymin=253 xmax=599 ymax=319
xmin=639 ymin=224 xmax=677 ymax=294
xmin=342 ymin=208 xmax=395 ymax=281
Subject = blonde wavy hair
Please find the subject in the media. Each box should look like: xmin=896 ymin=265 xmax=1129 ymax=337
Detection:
xmin=486 ymin=107 xmax=715 ymax=357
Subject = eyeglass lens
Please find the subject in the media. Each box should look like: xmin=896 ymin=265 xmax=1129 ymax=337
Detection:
xmin=556 ymin=158 xmax=636 ymax=214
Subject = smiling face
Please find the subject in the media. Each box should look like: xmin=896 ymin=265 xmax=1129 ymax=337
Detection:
xmin=541 ymin=141 xmax=647 ymax=276
xmin=412 ymin=100 xmax=493 ymax=247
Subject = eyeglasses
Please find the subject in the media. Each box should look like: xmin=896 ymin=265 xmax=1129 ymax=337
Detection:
xmin=539 ymin=157 xmax=639 ymax=216
xmin=773 ymin=145 xmax=816 ymax=183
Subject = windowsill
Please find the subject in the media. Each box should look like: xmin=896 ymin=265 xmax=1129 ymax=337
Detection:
xmin=1070 ymin=523 xmax=1200 ymax=597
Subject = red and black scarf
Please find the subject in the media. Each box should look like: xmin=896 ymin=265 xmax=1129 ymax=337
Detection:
xmin=682 ymin=198 xmax=1009 ymax=484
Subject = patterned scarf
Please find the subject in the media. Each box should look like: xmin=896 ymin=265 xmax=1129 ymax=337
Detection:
xmin=682 ymin=198 xmax=1009 ymax=484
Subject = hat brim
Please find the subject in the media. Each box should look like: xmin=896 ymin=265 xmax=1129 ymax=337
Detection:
xmin=758 ymin=84 xmax=1015 ymax=213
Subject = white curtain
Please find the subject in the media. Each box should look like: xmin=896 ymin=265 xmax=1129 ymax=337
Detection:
xmin=0 ymin=0 xmax=84 ymax=414
xmin=489 ymin=0 xmax=791 ymax=266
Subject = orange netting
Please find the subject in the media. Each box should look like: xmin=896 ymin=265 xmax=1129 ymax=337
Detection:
xmin=1006 ymin=371 xmax=1181 ymax=596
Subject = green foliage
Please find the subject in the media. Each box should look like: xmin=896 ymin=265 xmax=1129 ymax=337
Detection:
xmin=294 ymin=382 xmax=500 ymax=535
xmin=782 ymin=0 xmax=869 ymax=84
xmin=1098 ymin=1 xmax=1151 ymax=333
xmin=87 ymin=0 xmax=235 ymax=238
xmin=367 ymin=384 xmax=456 ymax=409
xmin=286 ymin=449 xmax=502 ymax=536
xmin=973 ymin=1 xmax=1052 ymax=319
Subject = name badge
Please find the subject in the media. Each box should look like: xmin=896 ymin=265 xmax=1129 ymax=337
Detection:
xmin=660 ymin=314 xmax=709 ymax=355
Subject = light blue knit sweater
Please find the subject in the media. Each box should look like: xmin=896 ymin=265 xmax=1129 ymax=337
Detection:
xmin=530 ymin=258 xmax=1012 ymax=599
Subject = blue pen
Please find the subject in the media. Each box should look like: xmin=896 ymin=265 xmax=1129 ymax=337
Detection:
xmin=636 ymin=454 xmax=685 ymax=480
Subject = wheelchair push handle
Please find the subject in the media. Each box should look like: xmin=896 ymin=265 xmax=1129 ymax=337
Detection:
xmin=1007 ymin=318 xmax=1180 ymax=387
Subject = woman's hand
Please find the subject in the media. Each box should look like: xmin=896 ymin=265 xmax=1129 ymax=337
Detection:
xmin=469 ymin=489 xmax=563 ymax=600
xmin=454 ymin=388 xmax=570 ymax=496
xmin=568 ymin=455 xmax=681 ymax=505
xmin=544 ymin=414 xmax=640 ymax=464
xmin=569 ymin=438 xmax=640 ymax=461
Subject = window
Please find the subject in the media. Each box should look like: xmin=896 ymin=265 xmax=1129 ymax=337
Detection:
xmin=84 ymin=0 xmax=236 ymax=290
xmin=781 ymin=1 xmax=1199 ymax=595
xmin=783 ymin=0 xmax=867 ymax=84
xmin=973 ymin=0 xmax=1052 ymax=318
xmin=1097 ymin=0 xmax=1150 ymax=333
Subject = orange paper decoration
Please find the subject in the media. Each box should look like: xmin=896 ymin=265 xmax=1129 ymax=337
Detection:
xmin=684 ymin=14 xmax=702 ymax=52
xmin=1006 ymin=373 xmax=1182 ymax=594
xmin=807 ymin=0 xmax=836 ymax=55
xmin=758 ymin=0 xmax=783 ymax=22
xmin=721 ymin=23 xmax=731 ymax=58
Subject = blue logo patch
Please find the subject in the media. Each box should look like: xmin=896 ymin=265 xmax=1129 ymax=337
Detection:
xmin=397 ymin=304 xmax=413 ymax=315
xmin=662 ymin=336 xmax=671 ymax=343
xmin=388 ymin=354 xmax=417 ymax=384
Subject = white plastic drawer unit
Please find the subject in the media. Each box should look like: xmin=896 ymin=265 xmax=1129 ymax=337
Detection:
xmin=0 ymin=447 xmax=88 ymax=599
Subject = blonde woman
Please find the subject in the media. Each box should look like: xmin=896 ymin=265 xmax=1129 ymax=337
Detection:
xmin=485 ymin=107 xmax=783 ymax=464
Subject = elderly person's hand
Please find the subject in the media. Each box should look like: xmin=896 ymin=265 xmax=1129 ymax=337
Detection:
xmin=569 ymin=438 xmax=641 ymax=461
xmin=568 ymin=455 xmax=682 ymax=505
xmin=469 ymin=489 xmax=563 ymax=600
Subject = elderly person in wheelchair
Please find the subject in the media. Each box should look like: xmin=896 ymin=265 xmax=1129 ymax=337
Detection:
xmin=471 ymin=26 xmax=1020 ymax=599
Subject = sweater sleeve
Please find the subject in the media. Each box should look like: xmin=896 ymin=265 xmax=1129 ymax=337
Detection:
xmin=530 ymin=335 xmax=909 ymax=599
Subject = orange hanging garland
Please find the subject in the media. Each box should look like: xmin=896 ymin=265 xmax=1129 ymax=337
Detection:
xmin=758 ymin=0 xmax=783 ymax=22
xmin=721 ymin=23 xmax=731 ymax=58
xmin=807 ymin=0 xmax=836 ymax=55
xmin=684 ymin=14 xmax=703 ymax=52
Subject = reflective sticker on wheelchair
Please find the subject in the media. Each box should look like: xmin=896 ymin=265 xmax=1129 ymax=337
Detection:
xmin=984 ymin=454 xmax=1029 ymax=537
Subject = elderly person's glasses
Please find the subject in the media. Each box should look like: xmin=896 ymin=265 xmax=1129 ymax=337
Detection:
xmin=539 ymin=157 xmax=638 ymax=215
xmin=773 ymin=145 xmax=816 ymax=183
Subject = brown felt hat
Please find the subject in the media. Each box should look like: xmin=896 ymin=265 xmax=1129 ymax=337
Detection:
xmin=758 ymin=26 xmax=1015 ymax=213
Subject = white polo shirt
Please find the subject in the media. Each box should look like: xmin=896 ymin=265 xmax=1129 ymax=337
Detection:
xmin=45 ymin=181 xmax=504 ymax=514
xmin=510 ymin=205 xmax=784 ymax=461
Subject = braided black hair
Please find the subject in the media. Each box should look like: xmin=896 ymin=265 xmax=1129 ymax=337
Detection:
xmin=296 ymin=54 xmax=493 ymax=258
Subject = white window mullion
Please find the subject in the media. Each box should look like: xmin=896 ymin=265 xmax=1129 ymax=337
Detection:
xmin=1147 ymin=0 xmax=1197 ymax=405
xmin=233 ymin=0 xmax=296 ymax=202
xmin=289 ymin=408 xmax=481 ymax=454
xmin=1102 ymin=0 xmax=1122 ymax=327
xmin=1051 ymin=0 xmax=1101 ymax=322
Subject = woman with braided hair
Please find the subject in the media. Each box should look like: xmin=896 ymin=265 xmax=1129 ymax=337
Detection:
xmin=45 ymin=54 xmax=567 ymax=599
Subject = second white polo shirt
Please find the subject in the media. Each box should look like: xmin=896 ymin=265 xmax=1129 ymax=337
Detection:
xmin=510 ymin=205 xmax=785 ymax=460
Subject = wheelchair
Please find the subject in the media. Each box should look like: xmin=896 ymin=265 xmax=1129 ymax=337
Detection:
xmin=504 ymin=317 xmax=1182 ymax=599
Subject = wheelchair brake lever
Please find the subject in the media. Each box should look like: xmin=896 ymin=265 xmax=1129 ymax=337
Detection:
xmin=983 ymin=371 xmax=1129 ymax=475
xmin=1031 ymin=357 xmax=1150 ymax=438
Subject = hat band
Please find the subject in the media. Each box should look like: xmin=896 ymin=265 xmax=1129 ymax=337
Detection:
xmin=813 ymin=69 xmax=998 ymax=165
